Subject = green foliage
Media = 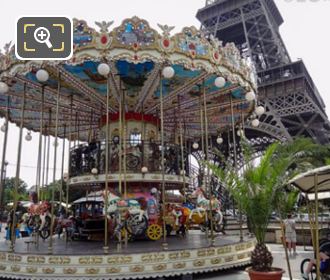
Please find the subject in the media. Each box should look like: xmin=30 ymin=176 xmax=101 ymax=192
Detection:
xmin=207 ymin=137 xmax=328 ymax=271
xmin=3 ymin=177 xmax=28 ymax=203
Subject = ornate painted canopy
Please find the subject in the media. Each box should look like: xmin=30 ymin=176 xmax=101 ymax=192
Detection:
xmin=0 ymin=17 xmax=256 ymax=141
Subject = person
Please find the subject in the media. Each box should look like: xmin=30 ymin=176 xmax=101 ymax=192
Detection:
xmin=302 ymin=251 xmax=330 ymax=280
xmin=284 ymin=213 xmax=297 ymax=256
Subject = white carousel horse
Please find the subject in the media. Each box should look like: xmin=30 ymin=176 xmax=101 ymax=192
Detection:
xmin=189 ymin=187 xmax=223 ymax=225
xmin=103 ymin=191 xmax=146 ymax=221
xmin=103 ymin=191 xmax=148 ymax=238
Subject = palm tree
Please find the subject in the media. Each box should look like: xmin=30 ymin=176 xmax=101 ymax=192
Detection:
xmin=207 ymin=137 xmax=328 ymax=272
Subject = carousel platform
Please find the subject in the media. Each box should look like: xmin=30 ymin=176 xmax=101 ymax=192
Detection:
xmin=0 ymin=231 xmax=255 ymax=279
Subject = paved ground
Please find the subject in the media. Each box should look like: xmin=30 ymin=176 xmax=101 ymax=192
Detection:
xmin=0 ymin=224 xmax=313 ymax=279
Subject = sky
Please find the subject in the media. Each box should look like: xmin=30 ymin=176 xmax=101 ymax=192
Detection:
xmin=0 ymin=0 xmax=329 ymax=187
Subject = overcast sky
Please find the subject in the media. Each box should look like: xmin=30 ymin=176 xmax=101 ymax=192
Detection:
xmin=0 ymin=0 xmax=329 ymax=186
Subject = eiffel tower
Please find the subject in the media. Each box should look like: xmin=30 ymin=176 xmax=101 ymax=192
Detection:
xmin=197 ymin=0 xmax=330 ymax=145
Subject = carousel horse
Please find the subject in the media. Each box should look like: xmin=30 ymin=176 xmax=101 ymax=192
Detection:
xmin=26 ymin=192 xmax=52 ymax=240
xmin=103 ymin=191 xmax=148 ymax=238
xmin=189 ymin=187 xmax=223 ymax=232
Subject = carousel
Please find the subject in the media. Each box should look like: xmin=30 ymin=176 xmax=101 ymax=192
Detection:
xmin=0 ymin=17 xmax=259 ymax=279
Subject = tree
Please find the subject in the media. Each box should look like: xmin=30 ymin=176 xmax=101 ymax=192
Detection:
xmin=207 ymin=137 xmax=329 ymax=272
xmin=3 ymin=177 xmax=28 ymax=204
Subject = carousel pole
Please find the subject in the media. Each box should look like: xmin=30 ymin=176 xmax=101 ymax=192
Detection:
xmin=122 ymin=88 xmax=128 ymax=248
xmin=178 ymin=94 xmax=186 ymax=202
xmin=117 ymin=79 xmax=123 ymax=252
xmin=202 ymin=79 xmax=214 ymax=246
xmin=41 ymin=126 xmax=47 ymax=200
xmin=45 ymin=110 xmax=52 ymax=193
xmin=0 ymin=96 xmax=10 ymax=220
xmin=238 ymin=110 xmax=244 ymax=242
xmin=97 ymin=63 xmax=111 ymax=254
xmin=199 ymin=86 xmax=208 ymax=238
xmin=48 ymin=71 xmax=61 ymax=254
xmin=230 ymin=94 xmax=239 ymax=219
xmin=10 ymin=83 xmax=26 ymax=252
xmin=123 ymin=89 xmax=127 ymax=199
xmin=36 ymin=86 xmax=45 ymax=199
xmin=60 ymin=125 xmax=66 ymax=208
xmin=66 ymin=95 xmax=73 ymax=214
xmin=160 ymin=69 xmax=167 ymax=250
xmin=104 ymin=74 xmax=110 ymax=253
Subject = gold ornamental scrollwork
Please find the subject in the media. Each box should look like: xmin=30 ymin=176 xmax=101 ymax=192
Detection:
xmin=173 ymin=262 xmax=186 ymax=269
xmin=211 ymin=257 xmax=222 ymax=265
xmin=224 ymin=256 xmax=234 ymax=262
xmin=193 ymin=260 xmax=205 ymax=267
xmin=153 ymin=263 xmax=167 ymax=271
xmin=0 ymin=253 xmax=5 ymax=261
xmin=246 ymin=242 xmax=254 ymax=249
xmin=237 ymin=253 xmax=246 ymax=260
xmin=141 ymin=253 xmax=165 ymax=263
xmin=217 ymin=246 xmax=232 ymax=255
xmin=235 ymin=244 xmax=245 ymax=251
xmin=8 ymin=254 xmax=22 ymax=262
xmin=197 ymin=248 xmax=215 ymax=257
xmin=49 ymin=256 xmax=71 ymax=264
xmin=27 ymin=256 xmax=45 ymax=264
xmin=107 ymin=256 xmax=132 ymax=264
xmin=42 ymin=267 xmax=55 ymax=274
xmin=130 ymin=265 xmax=144 ymax=273
xmin=26 ymin=267 xmax=37 ymax=273
xmin=63 ymin=267 xmax=77 ymax=274
xmin=106 ymin=267 xmax=121 ymax=273
xmin=79 ymin=256 xmax=103 ymax=264
xmin=11 ymin=265 xmax=20 ymax=272
xmin=85 ymin=268 xmax=100 ymax=274
xmin=169 ymin=251 xmax=190 ymax=260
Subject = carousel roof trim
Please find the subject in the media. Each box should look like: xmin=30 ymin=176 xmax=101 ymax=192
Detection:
xmin=0 ymin=16 xmax=256 ymax=91
xmin=0 ymin=17 xmax=257 ymax=141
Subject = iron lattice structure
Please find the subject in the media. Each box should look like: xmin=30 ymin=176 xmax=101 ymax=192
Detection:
xmin=197 ymin=0 xmax=330 ymax=145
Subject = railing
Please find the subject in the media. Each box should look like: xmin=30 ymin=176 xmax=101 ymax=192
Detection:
xmin=69 ymin=140 xmax=189 ymax=178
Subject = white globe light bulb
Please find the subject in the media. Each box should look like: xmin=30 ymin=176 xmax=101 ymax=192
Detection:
xmin=25 ymin=132 xmax=32 ymax=141
xmin=237 ymin=129 xmax=245 ymax=137
xmin=141 ymin=166 xmax=148 ymax=173
xmin=0 ymin=82 xmax=9 ymax=94
xmin=216 ymin=136 xmax=223 ymax=144
xmin=255 ymin=106 xmax=265 ymax=116
xmin=162 ymin=66 xmax=175 ymax=79
xmin=245 ymin=91 xmax=256 ymax=101
xmin=214 ymin=77 xmax=226 ymax=88
xmin=91 ymin=168 xmax=98 ymax=175
xmin=151 ymin=187 xmax=157 ymax=194
xmin=97 ymin=63 xmax=110 ymax=76
xmin=192 ymin=142 xmax=199 ymax=149
xmin=36 ymin=69 xmax=49 ymax=83
xmin=251 ymin=119 xmax=260 ymax=127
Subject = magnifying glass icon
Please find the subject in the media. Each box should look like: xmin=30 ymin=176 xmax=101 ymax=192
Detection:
xmin=34 ymin=27 xmax=53 ymax=49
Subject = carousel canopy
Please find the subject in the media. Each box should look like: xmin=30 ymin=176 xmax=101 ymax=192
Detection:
xmin=0 ymin=17 xmax=256 ymax=142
